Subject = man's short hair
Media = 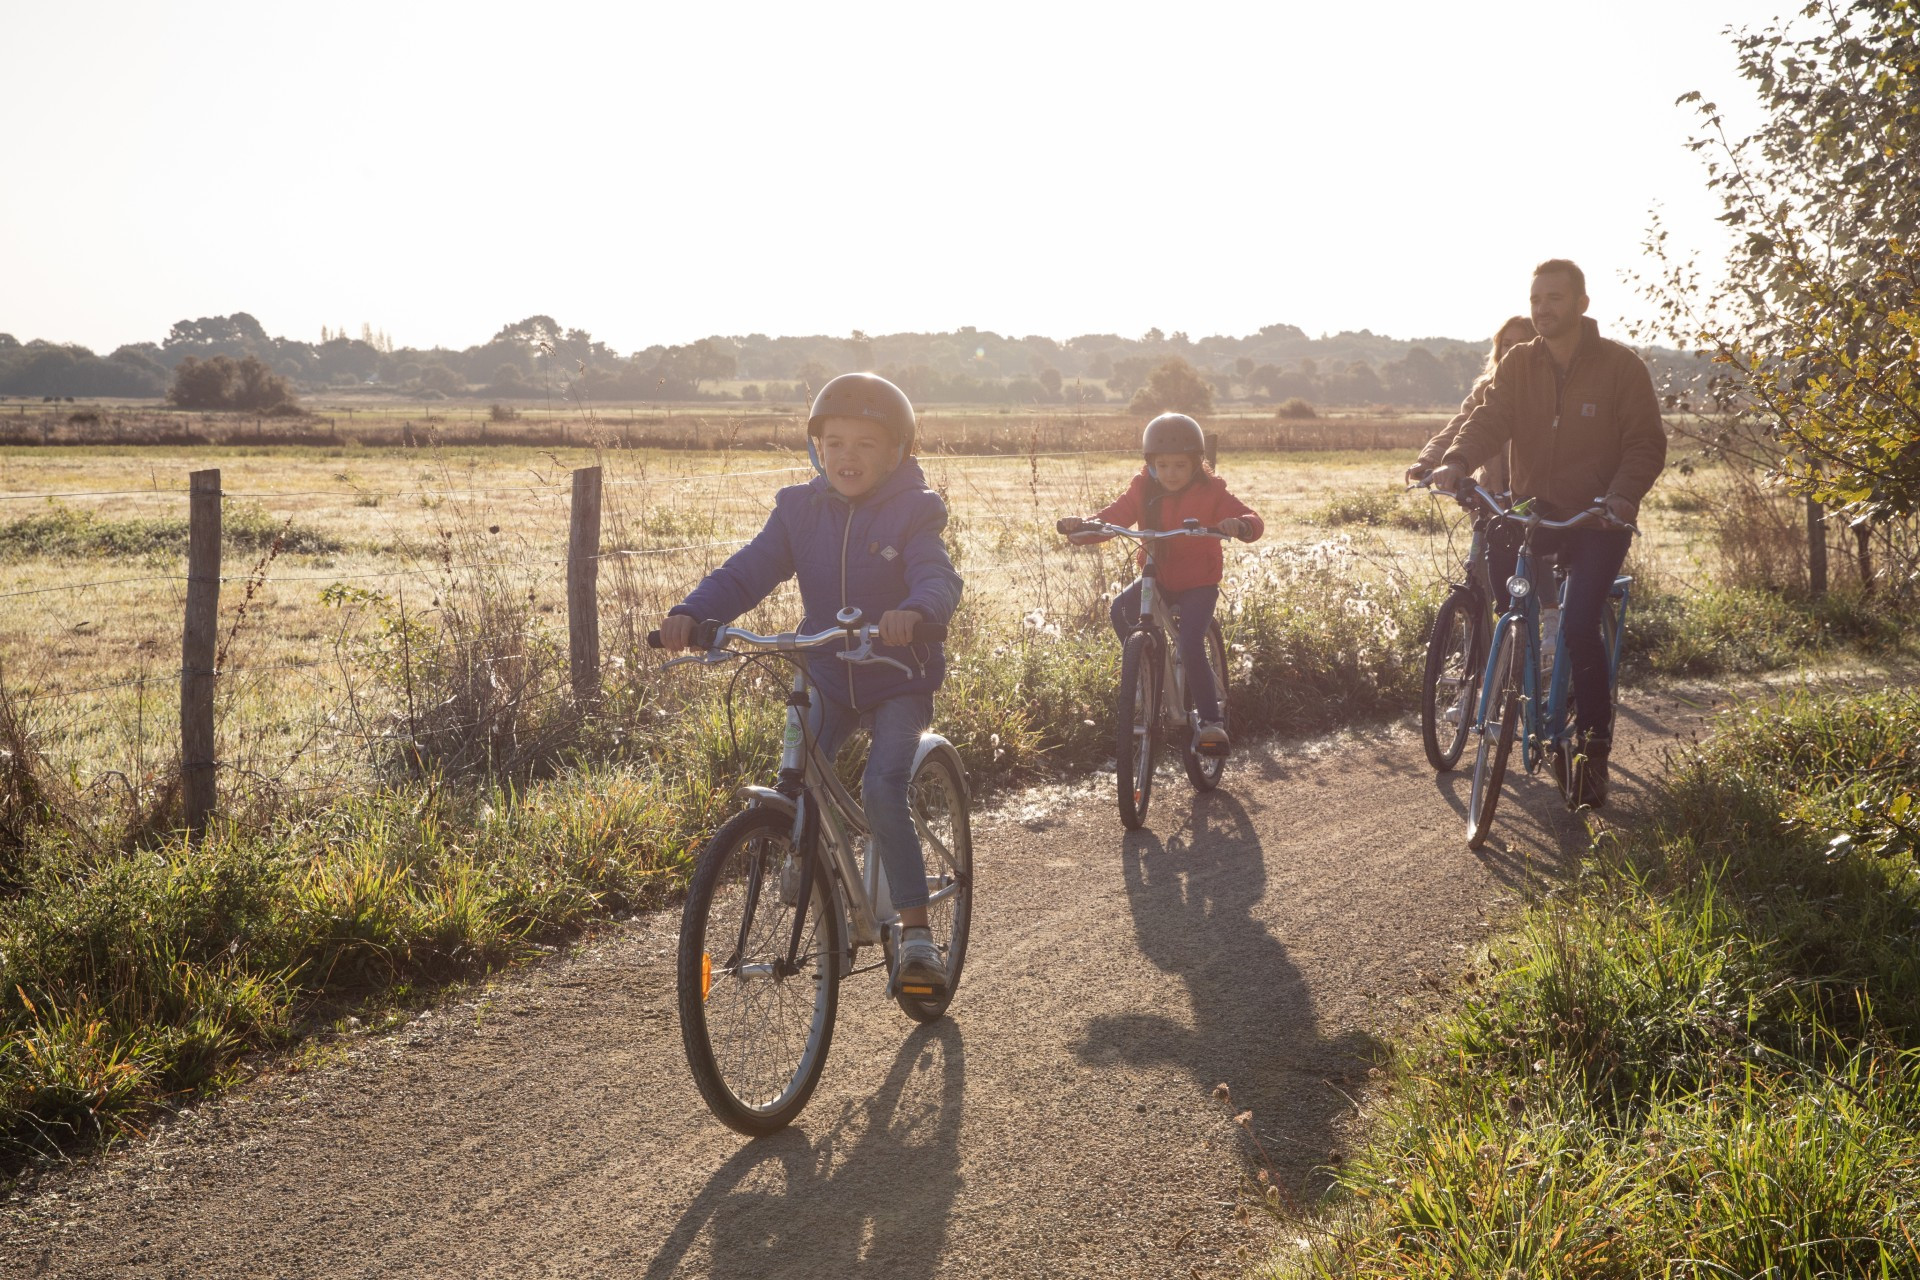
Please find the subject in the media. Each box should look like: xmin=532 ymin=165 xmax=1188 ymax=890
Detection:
xmin=1533 ymin=258 xmax=1587 ymax=297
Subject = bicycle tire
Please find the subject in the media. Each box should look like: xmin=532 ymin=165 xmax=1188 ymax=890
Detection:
xmin=678 ymin=805 xmax=843 ymax=1136
xmin=1466 ymin=625 xmax=1521 ymax=850
xmin=896 ymin=743 xmax=974 ymax=1023
xmin=1420 ymin=590 xmax=1480 ymax=772
xmin=1116 ymin=629 xmax=1161 ymax=830
xmin=1183 ymin=619 xmax=1230 ymax=791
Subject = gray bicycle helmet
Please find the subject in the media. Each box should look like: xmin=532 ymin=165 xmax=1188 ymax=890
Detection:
xmin=807 ymin=372 xmax=917 ymax=462
xmin=1142 ymin=412 xmax=1204 ymax=457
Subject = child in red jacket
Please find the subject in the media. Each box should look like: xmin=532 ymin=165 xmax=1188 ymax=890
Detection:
xmin=1060 ymin=413 xmax=1263 ymax=753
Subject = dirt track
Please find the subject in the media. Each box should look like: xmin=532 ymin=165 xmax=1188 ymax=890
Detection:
xmin=1 ymin=690 xmax=1713 ymax=1279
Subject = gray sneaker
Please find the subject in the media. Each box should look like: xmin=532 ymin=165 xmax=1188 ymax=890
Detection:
xmin=892 ymin=925 xmax=948 ymax=999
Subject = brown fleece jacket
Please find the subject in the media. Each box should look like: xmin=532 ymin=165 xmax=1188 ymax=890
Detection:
xmin=1440 ymin=317 xmax=1666 ymax=521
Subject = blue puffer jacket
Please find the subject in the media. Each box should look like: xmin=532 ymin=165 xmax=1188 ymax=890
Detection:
xmin=671 ymin=458 xmax=963 ymax=709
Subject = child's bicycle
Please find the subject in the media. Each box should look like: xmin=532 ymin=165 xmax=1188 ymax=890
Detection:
xmin=648 ymin=608 xmax=973 ymax=1135
xmin=1060 ymin=517 xmax=1233 ymax=830
xmin=1441 ymin=483 xmax=1633 ymax=849
xmin=1408 ymin=471 xmax=1503 ymax=772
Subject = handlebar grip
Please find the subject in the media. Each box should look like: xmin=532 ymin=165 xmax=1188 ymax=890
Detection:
xmin=647 ymin=619 xmax=723 ymax=649
xmin=911 ymin=622 xmax=948 ymax=644
xmin=1056 ymin=516 xmax=1091 ymax=535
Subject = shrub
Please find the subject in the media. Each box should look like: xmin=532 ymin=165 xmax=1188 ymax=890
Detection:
xmin=1276 ymin=397 xmax=1317 ymax=420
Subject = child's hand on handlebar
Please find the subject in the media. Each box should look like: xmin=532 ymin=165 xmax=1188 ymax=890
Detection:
xmin=878 ymin=609 xmax=924 ymax=647
xmin=658 ymin=614 xmax=699 ymax=651
xmin=1055 ymin=515 xmax=1091 ymax=535
xmin=1217 ymin=517 xmax=1251 ymax=540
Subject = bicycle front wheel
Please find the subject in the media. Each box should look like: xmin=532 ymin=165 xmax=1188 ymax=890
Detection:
xmin=677 ymin=805 xmax=843 ymax=1136
xmin=897 ymin=742 xmax=973 ymax=1023
xmin=1421 ymin=590 xmax=1480 ymax=772
xmin=1183 ymin=619 xmax=1230 ymax=791
xmin=1466 ymin=624 xmax=1521 ymax=851
xmin=1116 ymin=630 xmax=1162 ymax=830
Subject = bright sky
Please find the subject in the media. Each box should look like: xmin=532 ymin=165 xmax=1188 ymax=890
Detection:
xmin=2 ymin=0 xmax=1771 ymax=355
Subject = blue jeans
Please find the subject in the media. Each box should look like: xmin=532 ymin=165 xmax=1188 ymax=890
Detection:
xmin=805 ymin=690 xmax=934 ymax=911
xmin=1110 ymin=580 xmax=1221 ymax=722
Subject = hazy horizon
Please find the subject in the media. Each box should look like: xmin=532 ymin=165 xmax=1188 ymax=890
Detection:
xmin=4 ymin=1 xmax=1765 ymax=356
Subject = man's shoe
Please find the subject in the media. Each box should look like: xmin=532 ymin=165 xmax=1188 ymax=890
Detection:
xmin=1572 ymin=729 xmax=1612 ymax=809
xmin=892 ymin=925 xmax=948 ymax=1000
xmin=1195 ymin=719 xmax=1231 ymax=756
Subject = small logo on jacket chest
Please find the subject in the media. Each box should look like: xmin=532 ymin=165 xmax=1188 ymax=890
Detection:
xmin=869 ymin=541 xmax=898 ymax=561
xmin=1582 ymin=403 xmax=1597 ymax=417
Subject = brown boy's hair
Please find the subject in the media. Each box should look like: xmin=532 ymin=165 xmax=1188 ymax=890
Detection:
xmin=1532 ymin=258 xmax=1587 ymax=297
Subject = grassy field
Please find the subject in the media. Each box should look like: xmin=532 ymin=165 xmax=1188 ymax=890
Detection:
xmin=0 ymin=414 xmax=1904 ymax=1168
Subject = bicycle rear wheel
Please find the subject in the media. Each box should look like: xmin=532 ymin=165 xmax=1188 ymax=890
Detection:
xmin=897 ymin=742 xmax=973 ymax=1023
xmin=1420 ymin=590 xmax=1481 ymax=772
xmin=1466 ymin=625 xmax=1521 ymax=850
xmin=1183 ymin=619 xmax=1230 ymax=791
xmin=677 ymin=805 xmax=842 ymax=1136
xmin=1116 ymin=630 xmax=1162 ymax=830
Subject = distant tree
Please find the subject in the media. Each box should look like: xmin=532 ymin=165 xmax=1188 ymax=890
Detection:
xmin=419 ymin=363 xmax=464 ymax=395
xmin=1037 ymin=365 xmax=1063 ymax=396
xmin=792 ymin=359 xmax=833 ymax=392
xmin=1234 ymin=356 xmax=1255 ymax=382
xmin=1107 ymin=355 xmax=1155 ymax=396
xmin=1276 ymin=397 xmax=1317 ymax=420
xmin=1142 ymin=327 xmax=1165 ymax=345
xmin=1128 ymin=357 xmax=1215 ymax=416
xmin=168 ymin=355 xmax=294 ymax=411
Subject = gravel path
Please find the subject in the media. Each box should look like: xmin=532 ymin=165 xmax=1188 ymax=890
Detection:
xmin=1 ymin=690 xmax=1712 ymax=1279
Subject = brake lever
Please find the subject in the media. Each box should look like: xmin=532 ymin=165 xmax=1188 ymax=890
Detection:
xmin=661 ymin=649 xmax=738 ymax=670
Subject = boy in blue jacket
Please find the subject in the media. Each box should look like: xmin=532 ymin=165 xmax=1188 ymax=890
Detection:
xmin=659 ymin=373 xmax=964 ymax=996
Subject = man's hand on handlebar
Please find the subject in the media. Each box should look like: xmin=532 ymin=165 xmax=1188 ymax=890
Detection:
xmin=1425 ymin=463 xmax=1465 ymax=495
xmin=1403 ymin=463 xmax=1430 ymax=486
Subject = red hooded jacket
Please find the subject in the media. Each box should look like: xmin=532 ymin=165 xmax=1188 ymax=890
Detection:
xmin=1080 ymin=468 xmax=1264 ymax=593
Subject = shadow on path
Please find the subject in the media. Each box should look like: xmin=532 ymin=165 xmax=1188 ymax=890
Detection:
xmin=640 ymin=1022 xmax=965 ymax=1280
xmin=1073 ymin=791 xmax=1381 ymax=1190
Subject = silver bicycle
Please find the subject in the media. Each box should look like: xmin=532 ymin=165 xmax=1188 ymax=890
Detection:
xmin=1061 ymin=518 xmax=1234 ymax=830
xmin=649 ymin=608 xmax=973 ymax=1135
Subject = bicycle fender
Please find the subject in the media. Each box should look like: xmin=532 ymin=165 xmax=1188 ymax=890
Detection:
xmin=738 ymin=786 xmax=796 ymax=817
xmin=911 ymin=734 xmax=972 ymax=802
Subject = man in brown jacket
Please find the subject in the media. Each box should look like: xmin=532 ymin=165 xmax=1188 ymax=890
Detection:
xmin=1423 ymin=258 xmax=1667 ymax=806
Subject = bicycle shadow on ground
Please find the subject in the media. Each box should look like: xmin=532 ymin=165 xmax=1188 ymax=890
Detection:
xmin=638 ymin=1021 xmax=965 ymax=1280
xmin=1071 ymin=790 xmax=1383 ymax=1193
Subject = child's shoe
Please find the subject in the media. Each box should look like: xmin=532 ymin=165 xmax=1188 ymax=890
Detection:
xmin=892 ymin=925 xmax=948 ymax=999
xmin=1195 ymin=720 xmax=1231 ymax=756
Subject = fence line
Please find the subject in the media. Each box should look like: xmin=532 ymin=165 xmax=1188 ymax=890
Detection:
xmin=0 ymin=573 xmax=186 ymax=600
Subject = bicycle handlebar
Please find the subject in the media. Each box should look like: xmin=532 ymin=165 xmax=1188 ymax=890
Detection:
xmin=1405 ymin=477 xmax=1638 ymax=535
xmin=647 ymin=614 xmax=948 ymax=652
xmin=1057 ymin=517 xmax=1233 ymax=541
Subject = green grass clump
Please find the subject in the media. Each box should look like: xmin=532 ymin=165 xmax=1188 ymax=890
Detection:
xmin=1309 ymin=489 xmax=1449 ymax=535
xmin=0 ymin=770 xmax=702 ymax=1167
xmin=0 ymin=502 xmax=340 ymax=562
xmin=1274 ymin=685 xmax=1920 ymax=1277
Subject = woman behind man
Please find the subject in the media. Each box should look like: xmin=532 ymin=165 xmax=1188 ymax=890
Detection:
xmin=1404 ymin=315 xmax=1536 ymax=491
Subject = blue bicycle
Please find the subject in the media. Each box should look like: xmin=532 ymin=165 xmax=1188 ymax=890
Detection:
xmin=1451 ymin=484 xmax=1634 ymax=849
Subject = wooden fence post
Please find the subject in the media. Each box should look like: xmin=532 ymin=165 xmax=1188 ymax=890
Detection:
xmin=1807 ymin=498 xmax=1828 ymax=598
xmin=1205 ymin=432 xmax=1219 ymax=469
xmin=568 ymin=466 xmax=603 ymax=704
xmin=182 ymin=469 xmax=221 ymax=831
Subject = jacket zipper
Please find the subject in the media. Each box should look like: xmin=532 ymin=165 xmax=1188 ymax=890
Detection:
xmin=839 ymin=499 xmax=858 ymax=710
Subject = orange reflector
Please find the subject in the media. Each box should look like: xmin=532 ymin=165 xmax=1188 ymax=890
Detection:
xmin=901 ymin=985 xmax=935 ymax=997
xmin=701 ymin=952 xmax=713 ymax=1001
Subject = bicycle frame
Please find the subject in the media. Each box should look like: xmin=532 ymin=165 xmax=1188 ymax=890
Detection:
xmin=1085 ymin=518 xmax=1231 ymax=731
xmin=1472 ymin=503 xmax=1634 ymax=774
xmin=666 ymin=613 xmax=965 ymax=969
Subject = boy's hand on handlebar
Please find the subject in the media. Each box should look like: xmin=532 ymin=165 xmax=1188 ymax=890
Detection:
xmin=878 ymin=609 xmax=924 ymax=646
xmin=658 ymin=614 xmax=699 ymax=651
